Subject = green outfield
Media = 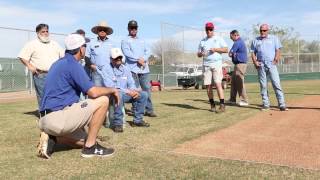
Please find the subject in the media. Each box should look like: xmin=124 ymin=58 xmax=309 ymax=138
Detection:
xmin=1 ymin=80 xmax=320 ymax=179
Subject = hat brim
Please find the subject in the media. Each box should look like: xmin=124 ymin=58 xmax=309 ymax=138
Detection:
xmin=91 ymin=26 xmax=113 ymax=35
xmin=112 ymin=55 xmax=123 ymax=60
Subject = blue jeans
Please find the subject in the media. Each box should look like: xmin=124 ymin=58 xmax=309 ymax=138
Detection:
xmin=111 ymin=91 xmax=147 ymax=126
xmin=33 ymin=73 xmax=47 ymax=108
xmin=92 ymin=71 xmax=103 ymax=87
xmin=258 ymin=65 xmax=286 ymax=108
xmin=131 ymin=73 xmax=154 ymax=113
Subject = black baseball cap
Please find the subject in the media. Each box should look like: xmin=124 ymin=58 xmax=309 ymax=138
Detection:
xmin=128 ymin=20 xmax=138 ymax=28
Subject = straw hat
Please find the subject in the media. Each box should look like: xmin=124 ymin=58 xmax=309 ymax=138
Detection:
xmin=91 ymin=21 xmax=113 ymax=35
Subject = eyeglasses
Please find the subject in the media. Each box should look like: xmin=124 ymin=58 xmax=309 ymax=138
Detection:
xmin=206 ymin=28 xmax=213 ymax=32
xmin=260 ymin=29 xmax=268 ymax=32
xmin=129 ymin=27 xmax=138 ymax=30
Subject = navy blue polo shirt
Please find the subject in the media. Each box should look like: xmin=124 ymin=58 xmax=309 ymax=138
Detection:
xmin=229 ymin=38 xmax=248 ymax=64
xmin=40 ymin=53 xmax=94 ymax=111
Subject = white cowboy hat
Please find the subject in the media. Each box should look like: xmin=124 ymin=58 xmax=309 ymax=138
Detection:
xmin=91 ymin=21 xmax=113 ymax=35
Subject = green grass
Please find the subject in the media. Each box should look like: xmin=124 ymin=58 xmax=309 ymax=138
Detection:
xmin=1 ymin=80 xmax=320 ymax=179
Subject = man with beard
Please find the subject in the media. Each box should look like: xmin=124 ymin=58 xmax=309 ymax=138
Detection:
xmin=38 ymin=34 xmax=120 ymax=158
xmin=18 ymin=23 xmax=64 ymax=110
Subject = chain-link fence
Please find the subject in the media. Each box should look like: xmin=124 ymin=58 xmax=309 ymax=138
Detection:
xmin=0 ymin=26 xmax=66 ymax=92
xmin=156 ymin=22 xmax=320 ymax=88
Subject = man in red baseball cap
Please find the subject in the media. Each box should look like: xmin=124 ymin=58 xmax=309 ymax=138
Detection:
xmin=197 ymin=22 xmax=228 ymax=113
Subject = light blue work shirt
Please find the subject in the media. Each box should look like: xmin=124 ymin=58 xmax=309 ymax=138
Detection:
xmin=85 ymin=37 xmax=113 ymax=69
xmin=198 ymin=36 xmax=228 ymax=67
xmin=98 ymin=63 xmax=137 ymax=93
xmin=121 ymin=36 xmax=149 ymax=74
xmin=250 ymin=35 xmax=282 ymax=67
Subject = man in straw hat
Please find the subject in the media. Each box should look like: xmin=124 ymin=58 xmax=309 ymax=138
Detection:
xmin=38 ymin=34 xmax=119 ymax=158
xmin=85 ymin=21 xmax=114 ymax=86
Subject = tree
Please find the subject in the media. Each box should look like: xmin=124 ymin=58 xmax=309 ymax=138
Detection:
xmin=151 ymin=38 xmax=183 ymax=65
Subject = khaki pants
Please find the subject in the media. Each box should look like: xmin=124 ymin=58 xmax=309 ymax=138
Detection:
xmin=39 ymin=97 xmax=106 ymax=140
xmin=230 ymin=63 xmax=248 ymax=102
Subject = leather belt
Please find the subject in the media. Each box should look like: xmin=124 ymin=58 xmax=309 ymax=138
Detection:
xmin=36 ymin=69 xmax=48 ymax=74
xmin=40 ymin=109 xmax=53 ymax=117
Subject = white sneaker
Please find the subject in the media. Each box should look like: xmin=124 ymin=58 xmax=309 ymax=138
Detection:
xmin=239 ymin=101 xmax=249 ymax=106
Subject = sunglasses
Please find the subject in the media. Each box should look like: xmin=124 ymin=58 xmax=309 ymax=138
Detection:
xmin=40 ymin=30 xmax=49 ymax=33
xmin=82 ymin=44 xmax=87 ymax=48
xmin=260 ymin=29 xmax=268 ymax=32
xmin=98 ymin=29 xmax=106 ymax=32
xmin=205 ymin=28 xmax=213 ymax=32
xmin=129 ymin=27 xmax=138 ymax=30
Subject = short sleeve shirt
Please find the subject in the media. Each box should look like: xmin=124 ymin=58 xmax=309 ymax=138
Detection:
xmin=250 ymin=35 xmax=282 ymax=66
xmin=18 ymin=39 xmax=64 ymax=71
xmin=40 ymin=53 xmax=94 ymax=111
xmin=198 ymin=36 xmax=228 ymax=67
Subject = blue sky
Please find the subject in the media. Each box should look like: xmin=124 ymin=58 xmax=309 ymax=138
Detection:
xmin=0 ymin=0 xmax=320 ymax=57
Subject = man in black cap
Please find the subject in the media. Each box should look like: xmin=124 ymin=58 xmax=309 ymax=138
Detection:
xmin=121 ymin=20 xmax=157 ymax=117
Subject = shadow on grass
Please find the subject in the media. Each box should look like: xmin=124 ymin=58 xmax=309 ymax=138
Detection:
xmin=24 ymin=110 xmax=39 ymax=118
xmin=161 ymin=103 xmax=210 ymax=111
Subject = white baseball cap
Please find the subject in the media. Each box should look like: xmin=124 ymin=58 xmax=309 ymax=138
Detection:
xmin=65 ymin=34 xmax=85 ymax=50
xmin=110 ymin=48 xmax=123 ymax=59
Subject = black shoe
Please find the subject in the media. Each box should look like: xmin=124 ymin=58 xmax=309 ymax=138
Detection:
xmin=81 ymin=143 xmax=115 ymax=158
xmin=111 ymin=125 xmax=123 ymax=133
xmin=132 ymin=121 xmax=150 ymax=127
xmin=145 ymin=111 xmax=157 ymax=117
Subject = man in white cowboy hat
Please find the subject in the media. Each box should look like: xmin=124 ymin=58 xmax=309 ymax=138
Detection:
xmin=85 ymin=21 xmax=114 ymax=86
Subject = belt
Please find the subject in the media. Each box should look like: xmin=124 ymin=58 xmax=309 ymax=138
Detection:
xmin=40 ymin=109 xmax=53 ymax=117
xmin=36 ymin=69 xmax=48 ymax=74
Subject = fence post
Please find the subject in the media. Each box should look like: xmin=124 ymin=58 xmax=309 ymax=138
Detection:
xmin=297 ymin=39 xmax=300 ymax=73
xmin=161 ymin=22 xmax=165 ymax=89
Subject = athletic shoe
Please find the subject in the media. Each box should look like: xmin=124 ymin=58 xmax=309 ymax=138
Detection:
xmin=280 ymin=107 xmax=289 ymax=111
xmin=81 ymin=143 xmax=115 ymax=158
xmin=239 ymin=101 xmax=249 ymax=107
xmin=261 ymin=106 xmax=270 ymax=111
xmin=37 ymin=132 xmax=55 ymax=159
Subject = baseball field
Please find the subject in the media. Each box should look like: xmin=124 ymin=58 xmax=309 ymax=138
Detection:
xmin=1 ymin=80 xmax=320 ymax=179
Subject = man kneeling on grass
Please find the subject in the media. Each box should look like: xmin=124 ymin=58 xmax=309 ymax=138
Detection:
xmin=38 ymin=34 xmax=120 ymax=158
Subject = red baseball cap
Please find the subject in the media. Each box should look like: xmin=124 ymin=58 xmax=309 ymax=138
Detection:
xmin=205 ymin=22 xmax=214 ymax=29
